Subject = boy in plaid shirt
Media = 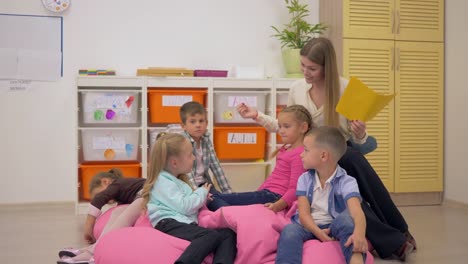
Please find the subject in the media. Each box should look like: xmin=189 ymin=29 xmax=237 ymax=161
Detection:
xmin=180 ymin=102 xmax=232 ymax=209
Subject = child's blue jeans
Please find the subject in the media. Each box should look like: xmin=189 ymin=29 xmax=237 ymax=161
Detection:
xmin=208 ymin=189 xmax=281 ymax=211
xmin=276 ymin=211 xmax=366 ymax=264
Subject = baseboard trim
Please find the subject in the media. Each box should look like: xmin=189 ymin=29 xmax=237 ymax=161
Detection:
xmin=0 ymin=201 xmax=74 ymax=208
xmin=390 ymin=192 xmax=443 ymax=206
xmin=443 ymin=199 xmax=468 ymax=209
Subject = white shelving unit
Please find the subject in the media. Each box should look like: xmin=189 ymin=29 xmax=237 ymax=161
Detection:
xmin=76 ymin=76 xmax=296 ymax=214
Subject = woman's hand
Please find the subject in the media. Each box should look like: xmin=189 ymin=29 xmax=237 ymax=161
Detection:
xmin=236 ymin=103 xmax=258 ymax=119
xmin=349 ymin=120 xmax=367 ymax=140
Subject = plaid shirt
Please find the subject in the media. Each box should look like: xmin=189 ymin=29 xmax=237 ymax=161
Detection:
xmin=183 ymin=131 xmax=232 ymax=193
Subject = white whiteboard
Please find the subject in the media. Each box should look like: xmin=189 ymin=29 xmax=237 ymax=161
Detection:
xmin=0 ymin=14 xmax=62 ymax=81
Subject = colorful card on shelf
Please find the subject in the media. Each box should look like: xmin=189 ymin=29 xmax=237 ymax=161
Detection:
xmin=336 ymin=77 xmax=395 ymax=122
xmin=79 ymin=69 xmax=116 ymax=76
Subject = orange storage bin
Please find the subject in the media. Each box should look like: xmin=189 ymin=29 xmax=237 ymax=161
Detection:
xmin=148 ymin=89 xmax=207 ymax=124
xmin=213 ymin=126 xmax=267 ymax=160
xmin=79 ymin=163 xmax=142 ymax=201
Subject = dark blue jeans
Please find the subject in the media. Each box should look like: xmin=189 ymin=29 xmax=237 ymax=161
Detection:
xmin=155 ymin=218 xmax=237 ymax=264
xmin=208 ymin=189 xmax=282 ymax=211
xmin=276 ymin=211 xmax=366 ymax=264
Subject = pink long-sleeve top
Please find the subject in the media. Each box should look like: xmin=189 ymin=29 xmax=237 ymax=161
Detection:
xmin=258 ymin=145 xmax=305 ymax=207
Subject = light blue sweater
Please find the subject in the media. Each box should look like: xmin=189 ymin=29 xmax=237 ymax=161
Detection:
xmin=147 ymin=170 xmax=208 ymax=227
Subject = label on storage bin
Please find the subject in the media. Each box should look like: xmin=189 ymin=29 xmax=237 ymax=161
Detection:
xmin=86 ymin=95 xmax=132 ymax=113
xmin=228 ymin=96 xmax=257 ymax=107
xmin=227 ymin=133 xmax=257 ymax=144
xmin=93 ymin=136 xmax=126 ymax=149
xmin=162 ymin=95 xmax=193 ymax=106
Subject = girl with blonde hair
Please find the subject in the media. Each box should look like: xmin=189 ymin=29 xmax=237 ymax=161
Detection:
xmin=143 ymin=133 xmax=237 ymax=264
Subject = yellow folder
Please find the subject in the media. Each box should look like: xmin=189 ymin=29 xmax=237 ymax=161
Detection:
xmin=335 ymin=77 xmax=395 ymax=122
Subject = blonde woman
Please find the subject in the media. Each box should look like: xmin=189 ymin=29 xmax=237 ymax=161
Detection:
xmin=238 ymin=37 xmax=415 ymax=260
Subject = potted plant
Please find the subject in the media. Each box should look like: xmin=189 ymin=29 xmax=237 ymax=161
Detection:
xmin=272 ymin=0 xmax=327 ymax=78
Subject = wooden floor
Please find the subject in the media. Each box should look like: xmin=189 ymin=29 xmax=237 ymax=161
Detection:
xmin=1 ymin=201 xmax=467 ymax=264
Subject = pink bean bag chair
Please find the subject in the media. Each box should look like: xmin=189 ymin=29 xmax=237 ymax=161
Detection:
xmin=93 ymin=204 xmax=374 ymax=264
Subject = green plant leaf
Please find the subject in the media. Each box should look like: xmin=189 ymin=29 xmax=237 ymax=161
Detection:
xmin=271 ymin=0 xmax=326 ymax=49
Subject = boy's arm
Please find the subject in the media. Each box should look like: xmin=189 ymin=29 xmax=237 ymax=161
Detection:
xmin=298 ymin=196 xmax=333 ymax=242
xmin=345 ymin=197 xmax=368 ymax=253
xmin=207 ymin=139 xmax=232 ymax=193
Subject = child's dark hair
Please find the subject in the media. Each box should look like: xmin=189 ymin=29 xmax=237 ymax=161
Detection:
xmin=89 ymin=168 xmax=123 ymax=195
xmin=306 ymin=126 xmax=347 ymax=161
xmin=179 ymin=101 xmax=206 ymax=123
xmin=271 ymin=104 xmax=313 ymax=158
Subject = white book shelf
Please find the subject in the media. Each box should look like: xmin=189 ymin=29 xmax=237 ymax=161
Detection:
xmin=75 ymin=76 xmax=296 ymax=214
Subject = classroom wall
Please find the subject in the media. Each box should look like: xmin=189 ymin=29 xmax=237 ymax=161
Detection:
xmin=445 ymin=0 xmax=468 ymax=204
xmin=0 ymin=0 xmax=319 ymax=204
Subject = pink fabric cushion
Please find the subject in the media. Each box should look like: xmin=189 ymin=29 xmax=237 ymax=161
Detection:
xmin=94 ymin=227 xmax=212 ymax=264
xmin=199 ymin=204 xmax=374 ymax=264
xmin=92 ymin=205 xmax=152 ymax=239
xmin=93 ymin=206 xmax=211 ymax=264
xmin=93 ymin=205 xmax=374 ymax=264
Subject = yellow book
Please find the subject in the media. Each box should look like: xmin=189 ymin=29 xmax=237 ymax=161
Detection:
xmin=336 ymin=77 xmax=395 ymax=122
xmin=136 ymin=68 xmax=194 ymax=77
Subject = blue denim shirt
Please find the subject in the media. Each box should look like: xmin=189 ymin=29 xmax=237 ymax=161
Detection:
xmin=292 ymin=165 xmax=362 ymax=224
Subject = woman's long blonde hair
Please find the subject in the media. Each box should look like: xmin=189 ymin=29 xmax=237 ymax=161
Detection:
xmin=272 ymin=104 xmax=313 ymax=158
xmin=141 ymin=133 xmax=192 ymax=209
xmin=300 ymin=37 xmax=340 ymax=127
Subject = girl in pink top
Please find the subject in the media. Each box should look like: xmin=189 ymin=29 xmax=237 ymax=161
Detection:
xmin=209 ymin=105 xmax=313 ymax=212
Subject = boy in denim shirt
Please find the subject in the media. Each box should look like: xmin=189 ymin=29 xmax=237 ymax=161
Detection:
xmin=276 ymin=126 xmax=367 ymax=264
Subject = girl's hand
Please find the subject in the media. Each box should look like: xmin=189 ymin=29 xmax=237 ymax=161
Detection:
xmin=84 ymin=226 xmax=96 ymax=244
xmin=264 ymin=202 xmax=279 ymax=212
xmin=264 ymin=200 xmax=287 ymax=212
xmin=207 ymin=192 xmax=213 ymax=202
xmin=349 ymin=120 xmax=366 ymax=140
xmin=202 ymin=183 xmax=212 ymax=192
xmin=236 ymin=103 xmax=258 ymax=119
xmin=317 ymin=228 xmax=334 ymax=242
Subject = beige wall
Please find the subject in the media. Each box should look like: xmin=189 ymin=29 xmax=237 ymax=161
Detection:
xmin=445 ymin=0 xmax=468 ymax=204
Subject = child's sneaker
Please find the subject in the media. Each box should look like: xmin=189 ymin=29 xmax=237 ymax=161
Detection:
xmin=58 ymin=248 xmax=81 ymax=258
xmin=393 ymin=241 xmax=414 ymax=262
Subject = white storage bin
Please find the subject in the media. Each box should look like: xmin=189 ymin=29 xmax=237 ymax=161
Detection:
xmin=277 ymin=92 xmax=289 ymax=106
xmin=80 ymin=91 xmax=140 ymax=125
xmin=148 ymin=124 xmax=184 ymax=149
xmin=214 ymin=91 xmax=268 ymax=123
xmin=82 ymin=129 xmax=139 ymax=161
